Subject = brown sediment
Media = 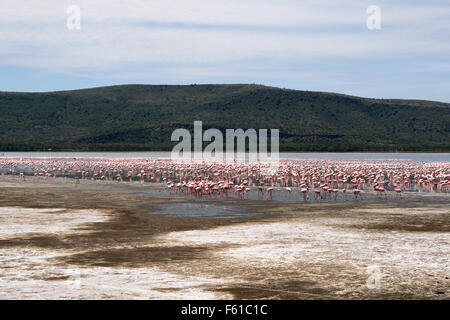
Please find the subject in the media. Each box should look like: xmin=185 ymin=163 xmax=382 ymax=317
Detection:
xmin=0 ymin=176 xmax=449 ymax=299
xmin=60 ymin=246 xmax=216 ymax=268
xmin=0 ymin=182 xmax=283 ymax=253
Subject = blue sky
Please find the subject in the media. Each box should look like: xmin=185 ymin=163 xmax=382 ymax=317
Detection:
xmin=0 ymin=0 xmax=449 ymax=102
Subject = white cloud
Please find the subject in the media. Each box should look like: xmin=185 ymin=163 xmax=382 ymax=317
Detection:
xmin=0 ymin=0 xmax=449 ymax=80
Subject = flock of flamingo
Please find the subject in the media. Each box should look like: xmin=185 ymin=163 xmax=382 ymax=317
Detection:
xmin=1 ymin=157 xmax=449 ymax=201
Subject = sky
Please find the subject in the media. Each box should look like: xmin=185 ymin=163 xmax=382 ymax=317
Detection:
xmin=0 ymin=0 xmax=449 ymax=102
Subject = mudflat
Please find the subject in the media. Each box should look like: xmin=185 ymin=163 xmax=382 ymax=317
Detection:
xmin=0 ymin=176 xmax=448 ymax=299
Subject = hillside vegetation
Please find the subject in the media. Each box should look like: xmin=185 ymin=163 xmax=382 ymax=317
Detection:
xmin=0 ymin=84 xmax=449 ymax=151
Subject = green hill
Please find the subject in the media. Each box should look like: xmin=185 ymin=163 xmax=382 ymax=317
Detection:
xmin=0 ymin=84 xmax=449 ymax=152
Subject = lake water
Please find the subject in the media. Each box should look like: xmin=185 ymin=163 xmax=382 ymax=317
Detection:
xmin=1 ymin=152 xmax=449 ymax=162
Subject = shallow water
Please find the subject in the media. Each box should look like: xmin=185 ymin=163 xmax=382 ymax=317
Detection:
xmin=2 ymin=152 xmax=449 ymax=162
xmin=151 ymin=202 xmax=254 ymax=219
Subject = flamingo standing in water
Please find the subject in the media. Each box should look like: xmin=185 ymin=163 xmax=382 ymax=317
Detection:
xmin=313 ymin=189 xmax=321 ymax=200
xmin=2 ymin=157 xmax=449 ymax=203
xmin=299 ymin=187 xmax=308 ymax=201
xmin=267 ymin=187 xmax=274 ymax=200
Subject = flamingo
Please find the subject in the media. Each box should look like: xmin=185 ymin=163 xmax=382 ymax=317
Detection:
xmin=1 ymin=156 xmax=448 ymax=203
xmin=267 ymin=187 xmax=274 ymax=200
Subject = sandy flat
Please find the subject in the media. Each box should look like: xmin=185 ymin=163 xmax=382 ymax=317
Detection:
xmin=0 ymin=205 xmax=231 ymax=299
xmin=0 ymin=176 xmax=448 ymax=299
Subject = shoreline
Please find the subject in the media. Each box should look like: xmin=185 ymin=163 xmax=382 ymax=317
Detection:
xmin=2 ymin=151 xmax=450 ymax=154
